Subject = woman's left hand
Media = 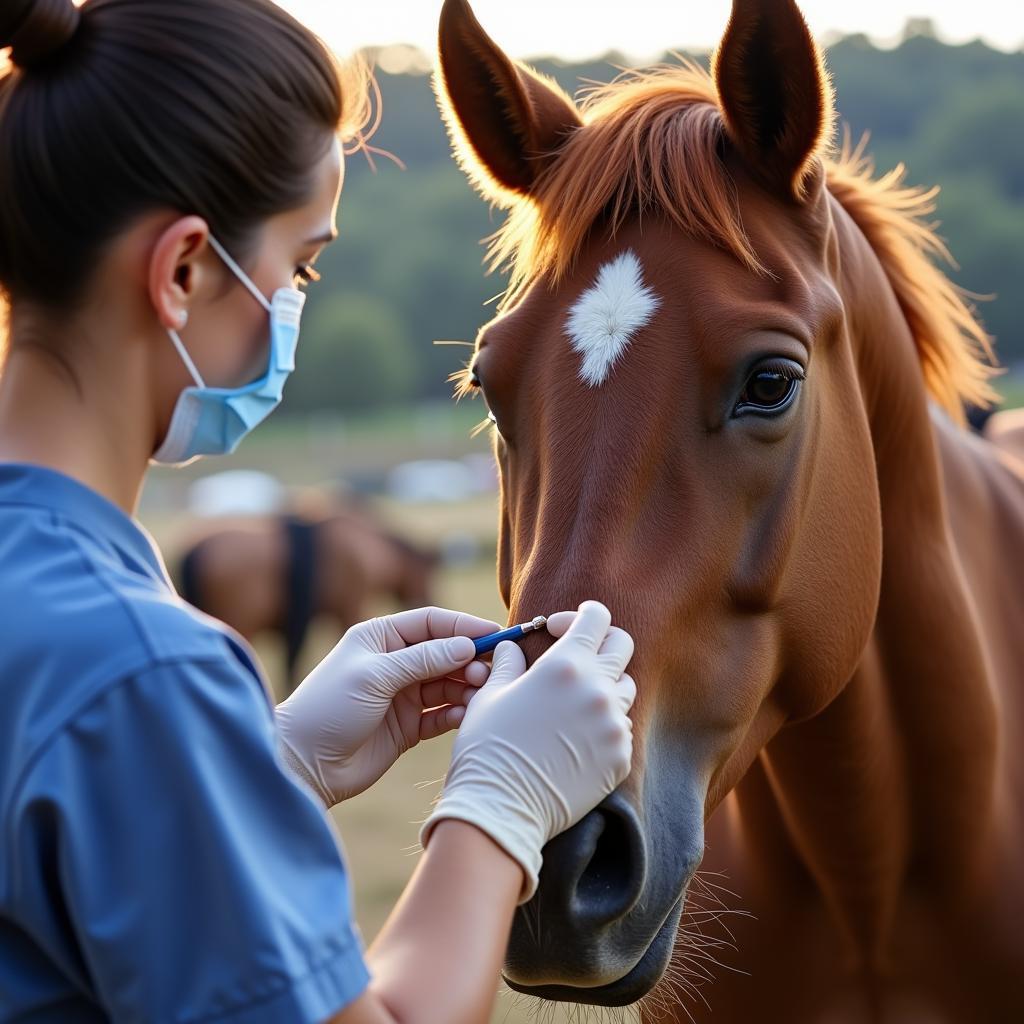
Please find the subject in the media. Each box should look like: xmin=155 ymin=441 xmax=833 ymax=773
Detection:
xmin=274 ymin=607 xmax=499 ymax=806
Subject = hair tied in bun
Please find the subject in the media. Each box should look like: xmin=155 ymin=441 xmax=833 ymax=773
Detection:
xmin=2 ymin=0 xmax=81 ymax=71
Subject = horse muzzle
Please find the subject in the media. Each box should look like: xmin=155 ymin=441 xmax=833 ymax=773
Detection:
xmin=503 ymin=786 xmax=702 ymax=1006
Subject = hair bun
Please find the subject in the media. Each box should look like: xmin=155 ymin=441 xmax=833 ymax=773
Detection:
xmin=1 ymin=0 xmax=81 ymax=70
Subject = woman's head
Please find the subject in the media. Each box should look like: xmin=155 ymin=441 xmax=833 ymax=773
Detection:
xmin=0 ymin=0 xmax=365 ymax=305
xmin=0 ymin=0 xmax=366 ymax=463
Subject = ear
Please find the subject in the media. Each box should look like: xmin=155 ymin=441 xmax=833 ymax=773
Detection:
xmin=435 ymin=0 xmax=582 ymax=202
xmin=711 ymin=0 xmax=834 ymax=200
xmin=147 ymin=216 xmax=210 ymax=331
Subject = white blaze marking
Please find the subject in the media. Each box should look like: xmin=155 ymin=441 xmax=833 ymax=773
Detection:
xmin=565 ymin=250 xmax=660 ymax=387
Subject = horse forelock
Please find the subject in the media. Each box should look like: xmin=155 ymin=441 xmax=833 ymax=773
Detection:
xmin=484 ymin=59 xmax=998 ymax=421
xmin=488 ymin=61 xmax=762 ymax=304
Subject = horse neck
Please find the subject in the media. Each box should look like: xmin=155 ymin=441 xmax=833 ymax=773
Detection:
xmin=750 ymin=201 xmax=999 ymax=967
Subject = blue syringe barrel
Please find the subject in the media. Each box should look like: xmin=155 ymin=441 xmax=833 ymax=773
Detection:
xmin=472 ymin=615 xmax=548 ymax=657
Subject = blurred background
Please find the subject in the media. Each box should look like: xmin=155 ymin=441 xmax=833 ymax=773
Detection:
xmin=143 ymin=4 xmax=1023 ymax=1019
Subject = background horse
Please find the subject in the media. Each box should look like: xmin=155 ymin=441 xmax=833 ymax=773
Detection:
xmin=436 ymin=0 xmax=1024 ymax=1019
xmin=177 ymin=500 xmax=438 ymax=694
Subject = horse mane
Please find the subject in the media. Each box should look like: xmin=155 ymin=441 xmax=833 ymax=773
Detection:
xmin=825 ymin=138 xmax=998 ymax=417
xmin=481 ymin=61 xmax=999 ymax=420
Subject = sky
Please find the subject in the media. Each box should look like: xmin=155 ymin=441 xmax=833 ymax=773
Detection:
xmin=283 ymin=1 xmax=1023 ymax=66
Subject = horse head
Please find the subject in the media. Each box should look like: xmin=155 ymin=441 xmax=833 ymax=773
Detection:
xmin=436 ymin=0 xmax=996 ymax=1007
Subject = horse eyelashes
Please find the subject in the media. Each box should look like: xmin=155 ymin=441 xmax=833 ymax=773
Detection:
xmin=754 ymin=359 xmax=805 ymax=382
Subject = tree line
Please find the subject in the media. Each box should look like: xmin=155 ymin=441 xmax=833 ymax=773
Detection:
xmin=284 ymin=24 xmax=1024 ymax=416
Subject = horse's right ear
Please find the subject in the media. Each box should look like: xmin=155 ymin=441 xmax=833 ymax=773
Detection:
xmin=712 ymin=0 xmax=834 ymax=200
xmin=435 ymin=0 xmax=582 ymax=202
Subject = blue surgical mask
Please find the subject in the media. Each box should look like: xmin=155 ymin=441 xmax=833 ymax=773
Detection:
xmin=151 ymin=234 xmax=306 ymax=466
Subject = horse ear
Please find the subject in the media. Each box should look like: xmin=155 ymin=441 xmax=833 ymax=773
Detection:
xmin=435 ymin=0 xmax=582 ymax=201
xmin=711 ymin=0 xmax=834 ymax=200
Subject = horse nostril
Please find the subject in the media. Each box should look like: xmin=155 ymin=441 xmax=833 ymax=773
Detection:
xmin=538 ymin=790 xmax=646 ymax=929
xmin=576 ymin=808 xmax=634 ymax=911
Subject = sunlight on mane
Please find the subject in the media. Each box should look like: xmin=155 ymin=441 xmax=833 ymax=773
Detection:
xmin=488 ymin=62 xmax=757 ymax=304
xmin=462 ymin=60 xmax=998 ymax=421
xmin=827 ymin=133 xmax=1000 ymax=417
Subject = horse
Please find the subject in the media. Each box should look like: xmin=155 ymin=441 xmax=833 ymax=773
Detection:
xmin=435 ymin=0 xmax=1024 ymax=1019
xmin=176 ymin=501 xmax=438 ymax=694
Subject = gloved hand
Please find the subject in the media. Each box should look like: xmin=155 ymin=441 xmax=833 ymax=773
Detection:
xmin=420 ymin=600 xmax=636 ymax=903
xmin=275 ymin=607 xmax=500 ymax=807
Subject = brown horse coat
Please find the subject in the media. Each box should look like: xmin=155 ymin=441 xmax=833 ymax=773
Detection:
xmin=436 ymin=0 xmax=1024 ymax=1019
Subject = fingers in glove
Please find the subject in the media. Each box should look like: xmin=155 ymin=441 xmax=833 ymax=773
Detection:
xmin=461 ymin=659 xmax=490 ymax=687
xmin=544 ymin=610 xmax=577 ymax=638
xmin=486 ymin=639 xmax=527 ymax=686
xmin=614 ymin=672 xmax=637 ymax=715
xmin=597 ymin=626 xmax=635 ymax=676
xmin=419 ymin=678 xmax=478 ymax=710
xmin=415 ymin=658 xmax=489 ymax=690
xmin=556 ymin=600 xmax=612 ymax=652
xmin=419 ymin=703 xmax=467 ymax=741
xmin=386 ymin=606 xmax=502 ymax=648
xmin=379 ymin=635 xmax=478 ymax=690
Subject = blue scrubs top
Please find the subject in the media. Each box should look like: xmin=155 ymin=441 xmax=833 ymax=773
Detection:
xmin=0 ymin=464 xmax=370 ymax=1023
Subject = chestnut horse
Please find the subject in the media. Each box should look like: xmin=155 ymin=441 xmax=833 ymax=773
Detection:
xmin=436 ymin=0 xmax=1024 ymax=1019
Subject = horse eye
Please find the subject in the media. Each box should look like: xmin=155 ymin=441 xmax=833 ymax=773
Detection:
xmin=748 ymin=372 xmax=792 ymax=406
xmin=733 ymin=361 xmax=804 ymax=417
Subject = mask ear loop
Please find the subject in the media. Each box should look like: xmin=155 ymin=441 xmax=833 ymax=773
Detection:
xmin=164 ymin=232 xmax=272 ymax=387
xmin=166 ymin=327 xmax=206 ymax=388
xmin=206 ymin=234 xmax=273 ymax=312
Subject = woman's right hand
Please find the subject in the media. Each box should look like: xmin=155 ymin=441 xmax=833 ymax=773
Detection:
xmin=419 ymin=600 xmax=636 ymax=902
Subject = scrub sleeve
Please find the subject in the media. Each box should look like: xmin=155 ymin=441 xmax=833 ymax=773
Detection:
xmin=5 ymin=656 xmax=370 ymax=1023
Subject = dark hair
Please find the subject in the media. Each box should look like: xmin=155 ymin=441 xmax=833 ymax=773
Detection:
xmin=0 ymin=0 xmax=369 ymax=319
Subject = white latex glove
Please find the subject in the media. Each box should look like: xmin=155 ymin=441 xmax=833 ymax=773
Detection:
xmin=420 ymin=600 xmax=636 ymax=903
xmin=275 ymin=607 xmax=500 ymax=807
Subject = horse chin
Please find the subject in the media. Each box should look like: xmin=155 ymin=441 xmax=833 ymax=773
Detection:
xmin=503 ymin=893 xmax=684 ymax=1007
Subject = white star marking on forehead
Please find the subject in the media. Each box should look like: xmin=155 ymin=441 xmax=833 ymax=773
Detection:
xmin=565 ymin=250 xmax=661 ymax=387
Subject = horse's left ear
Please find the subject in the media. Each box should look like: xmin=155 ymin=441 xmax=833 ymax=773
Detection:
xmin=712 ymin=0 xmax=834 ymax=200
xmin=435 ymin=0 xmax=582 ymax=203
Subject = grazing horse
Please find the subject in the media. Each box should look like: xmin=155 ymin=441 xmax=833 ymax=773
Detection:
xmin=436 ymin=0 xmax=1024 ymax=1019
xmin=176 ymin=504 xmax=438 ymax=693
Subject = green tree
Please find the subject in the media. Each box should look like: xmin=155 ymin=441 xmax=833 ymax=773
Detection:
xmin=285 ymin=292 xmax=416 ymax=413
xmin=916 ymin=78 xmax=1024 ymax=201
xmin=279 ymin=34 xmax=1024 ymax=413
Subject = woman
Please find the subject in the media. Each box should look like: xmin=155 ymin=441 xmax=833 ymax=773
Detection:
xmin=0 ymin=2 xmax=636 ymax=1022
